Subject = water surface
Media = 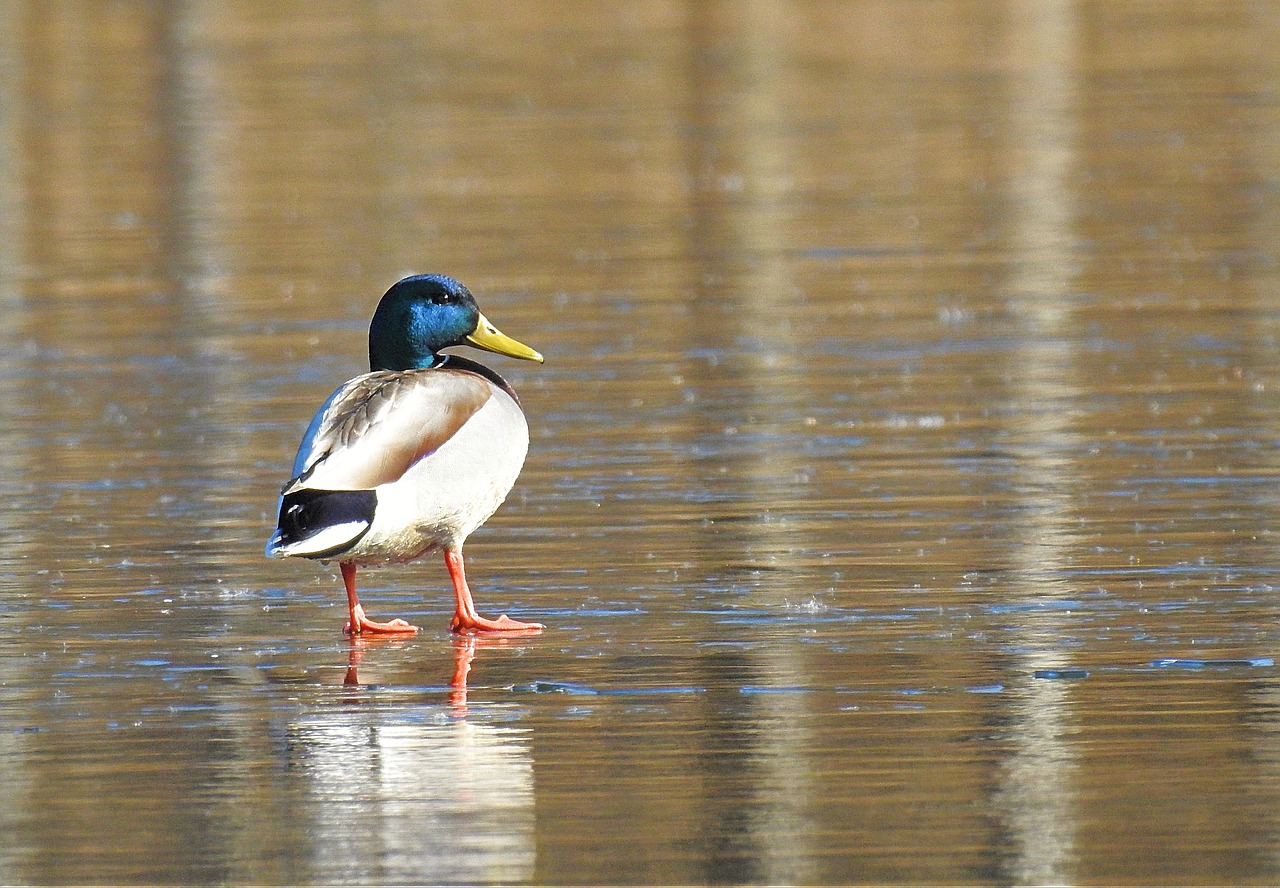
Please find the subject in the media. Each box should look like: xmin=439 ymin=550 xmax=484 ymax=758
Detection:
xmin=3 ymin=2 xmax=1280 ymax=884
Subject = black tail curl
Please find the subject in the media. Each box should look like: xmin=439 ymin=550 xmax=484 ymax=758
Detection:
xmin=274 ymin=488 xmax=377 ymax=559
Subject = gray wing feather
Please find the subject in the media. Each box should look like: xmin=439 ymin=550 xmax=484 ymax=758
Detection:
xmin=284 ymin=370 xmax=493 ymax=493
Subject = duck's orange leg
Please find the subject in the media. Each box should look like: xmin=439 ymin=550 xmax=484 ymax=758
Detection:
xmin=445 ymin=549 xmax=543 ymax=634
xmin=341 ymin=562 xmax=419 ymax=635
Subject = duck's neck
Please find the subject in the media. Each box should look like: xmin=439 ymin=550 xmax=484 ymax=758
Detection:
xmin=369 ymin=343 xmax=445 ymax=372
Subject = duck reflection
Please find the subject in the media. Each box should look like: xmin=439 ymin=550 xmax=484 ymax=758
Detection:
xmin=290 ymin=640 xmax=535 ymax=883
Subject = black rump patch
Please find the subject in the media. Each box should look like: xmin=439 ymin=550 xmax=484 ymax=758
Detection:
xmin=275 ymin=488 xmax=377 ymax=558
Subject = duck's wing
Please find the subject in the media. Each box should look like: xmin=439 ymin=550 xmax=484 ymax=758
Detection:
xmin=285 ymin=369 xmax=495 ymax=493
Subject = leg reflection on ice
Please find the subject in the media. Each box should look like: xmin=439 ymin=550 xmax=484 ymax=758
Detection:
xmin=343 ymin=636 xmax=502 ymax=714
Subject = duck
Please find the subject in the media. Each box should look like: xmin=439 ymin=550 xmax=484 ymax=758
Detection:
xmin=265 ymin=273 xmax=546 ymax=635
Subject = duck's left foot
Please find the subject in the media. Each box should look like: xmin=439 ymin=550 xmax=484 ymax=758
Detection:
xmin=450 ymin=612 xmax=544 ymax=635
xmin=345 ymin=604 xmax=420 ymax=635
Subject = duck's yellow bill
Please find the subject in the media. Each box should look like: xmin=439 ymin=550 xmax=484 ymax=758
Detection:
xmin=467 ymin=312 xmax=544 ymax=363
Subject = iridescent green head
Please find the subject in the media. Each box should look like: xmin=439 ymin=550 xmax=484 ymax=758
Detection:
xmin=368 ymin=274 xmax=543 ymax=372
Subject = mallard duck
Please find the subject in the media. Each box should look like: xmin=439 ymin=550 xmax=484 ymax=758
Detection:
xmin=265 ymin=274 xmax=545 ymax=635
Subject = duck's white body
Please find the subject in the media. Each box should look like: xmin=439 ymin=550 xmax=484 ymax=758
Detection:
xmin=266 ymin=360 xmax=528 ymax=565
xmin=345 ymin=385 xmax=527 ymax=563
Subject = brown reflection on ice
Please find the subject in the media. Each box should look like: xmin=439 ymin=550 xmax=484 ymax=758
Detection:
xmin=0 ymin=7 xmax=206 ymax=879
xmin=0 ymin=4 xmax=30 ymax=869
xmin=0 ymin=6 xmax=20 ymax=295
xmin=680 ymin=3 xmax=819 ymax=882
xmin=1246 ymin=7 xmax=1280 ymax=876
xmin=990 ymin=2 xmax=1084 ymax=884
